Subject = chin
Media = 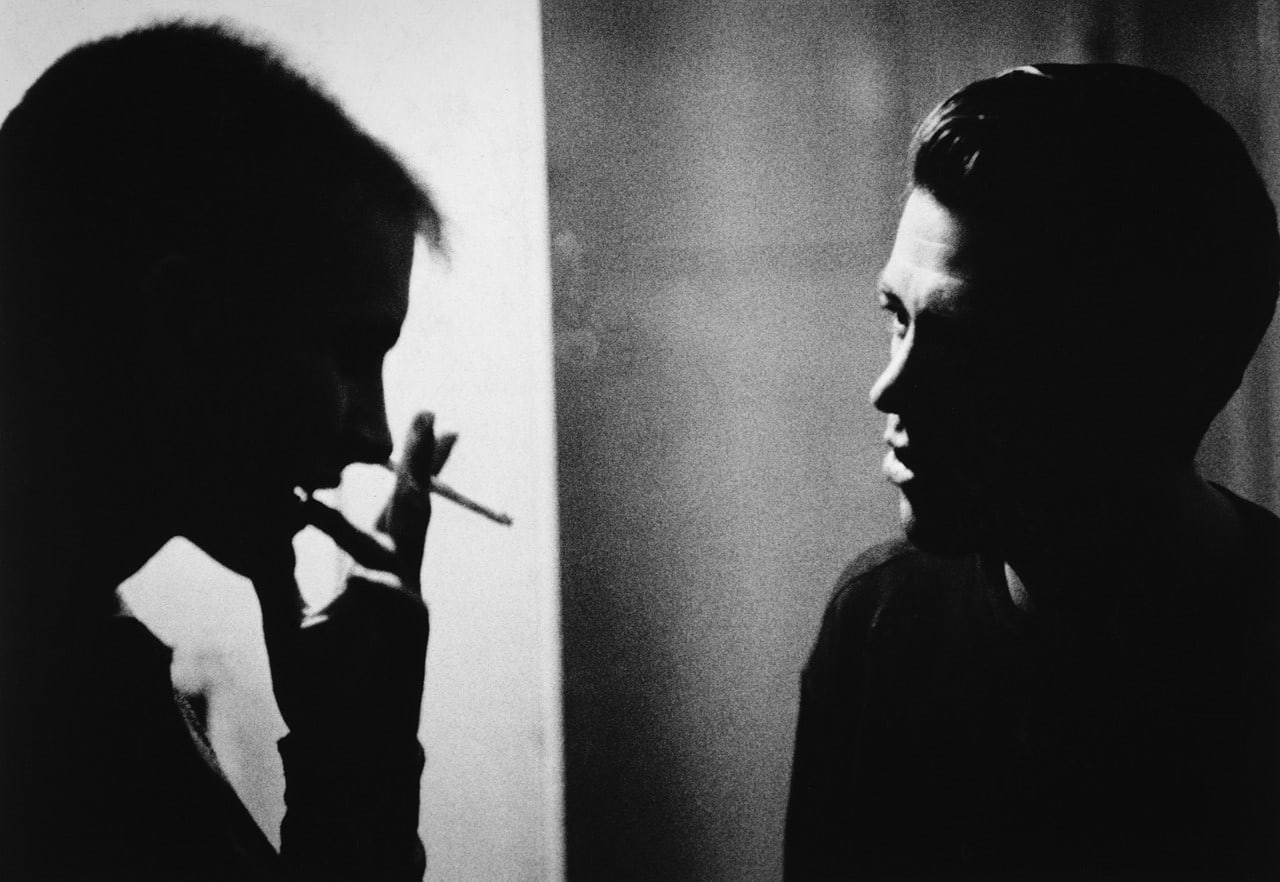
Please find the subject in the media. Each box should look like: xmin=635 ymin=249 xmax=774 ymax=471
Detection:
xmin=897 ymin=490 xmax=982 ymax=557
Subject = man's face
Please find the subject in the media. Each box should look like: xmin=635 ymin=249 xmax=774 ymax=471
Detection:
xmin=871 ymin=189 xmax=1105 ymax=553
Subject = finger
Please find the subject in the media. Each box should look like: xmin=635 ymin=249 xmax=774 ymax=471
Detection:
xmin=431 ymin=432 xmax=458 ymax=476
xmin=404 ymin=411 xmax=437 ymax=487
xmin=382 ymin=485 xmax=429 ymax=593
xmin=373 ymin=412 xmax=433 ymax=535
xmin=372 ymin=485 xmax=427 ymax=537
xmin=372 ymin=429 xmax=456 ymax=534
xmin=366 ymin=411 xmax=452 ymax=592
xmin=373 ymin=444 xmax=434 ymax=537
xmin=255 ymin=571 xmax=306 ymax=640
xmin=183 ymin=487 xmax=306 ymax=633
xmin=243 ymin=530 xmax=305 ymax=642
xmin=303 ymin=497 xmax=400 ymax=573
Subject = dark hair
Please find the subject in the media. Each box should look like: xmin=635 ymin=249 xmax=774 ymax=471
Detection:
xmin=910 ymin=63 xmax=1280 ymax=455
xmin=0 ymin=21 xmax=440 ymax=366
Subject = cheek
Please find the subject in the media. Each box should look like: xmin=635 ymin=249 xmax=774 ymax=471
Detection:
xmin=980 ymin=403 xmax=1101 ymax=497
xmin=929 ymin=384 xmax=1065 ymax=497
xmin=241 ymin=350 xmax=348 ymax=452
xmin=284 ymin=366 xmax=348 ymax=441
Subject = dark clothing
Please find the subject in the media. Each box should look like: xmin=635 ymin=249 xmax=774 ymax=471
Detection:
xmin=785 ymin=490 xmax=1280 ymax=881
xmin=1 ymin=585 xmax=426 ymax=881
xmin=2 ymin=616 xmax=282 ymax=881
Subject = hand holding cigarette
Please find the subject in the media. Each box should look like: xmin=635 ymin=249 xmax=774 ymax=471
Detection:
xmin=255 ymin=414 xmax=450 ymax=741
xmin=263 ymin=418 xmax=442 ymax=770
xmin=300 ymin=412 xmax=511 ymax=591
xmin=370 ymin=412 xmax=456 ymax=593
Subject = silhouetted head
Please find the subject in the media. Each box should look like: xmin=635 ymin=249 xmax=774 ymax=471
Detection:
xmin=0 ymin=22 xmax=441 ymax=572
xmin=871 ymin=64 xmax=1280 ymax=553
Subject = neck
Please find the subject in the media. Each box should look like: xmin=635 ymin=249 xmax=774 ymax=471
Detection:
xmin=0 ymin=454 xmax=172 ymax=636
xmin=998 ymin=465 xmax=1239 ymax=613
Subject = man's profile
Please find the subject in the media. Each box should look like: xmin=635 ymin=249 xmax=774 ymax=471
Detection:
xmin=0 ymin=22 xmax=452 ymax=880
xmin=785 ymin=64 xmax=1280 ymax=880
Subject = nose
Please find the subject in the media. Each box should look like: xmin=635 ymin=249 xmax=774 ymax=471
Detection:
xmin=347 ymin=375 xmax=395 ymax=466
xmin=869 ymin=341 xmax=911 ymax=415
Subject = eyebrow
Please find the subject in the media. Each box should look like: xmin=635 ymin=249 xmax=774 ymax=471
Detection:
xmin=874 ymin=275 xmax=977 ymax=322
xmin=345 ymin=311 xmax=404 ymax=351
xmin=874 ymin=276 xmax=901 ymax=303
xmin=925 ymin=285 xmax=975 ymax=320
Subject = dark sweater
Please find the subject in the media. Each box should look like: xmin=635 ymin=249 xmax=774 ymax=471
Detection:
xmin=0 ymin=579 xmax=427 ymax=881
xmin=785 ymin=489 xmax=1280 ymax=881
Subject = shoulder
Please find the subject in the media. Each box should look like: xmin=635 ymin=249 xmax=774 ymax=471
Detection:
xmin=823 ymin=537 xmax=973 ymax=629
xmin=805 ymin=537 xmax=978 ymax=677
xmin=1218 ymin=487 xmax=1280 ymax=629
xmin=1214 ymin=483 xmax=1280 ymax=579
xmin=1227 ymin=486 xmax=1280 ymax=543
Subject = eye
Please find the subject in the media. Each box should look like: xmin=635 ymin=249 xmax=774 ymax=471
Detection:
xmin=333 ymin=338 xmax=386 ymax=378
xmin=332 ymin=317 xmax=398 ymax=371
xmin=878 ymin=295 xmax=909 ymax=340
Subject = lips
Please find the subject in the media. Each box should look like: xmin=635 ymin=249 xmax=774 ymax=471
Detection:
xmin=883 ymin=447 xmax=915 ymax=485
xmin=297 ymin=470 xmax=342 ymax=493
xmin=289 ymin=460 xmax=345 ymax=494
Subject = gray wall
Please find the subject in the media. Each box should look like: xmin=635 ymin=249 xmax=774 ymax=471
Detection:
xmin=544 ymin=2 xmax=1280 ymax=879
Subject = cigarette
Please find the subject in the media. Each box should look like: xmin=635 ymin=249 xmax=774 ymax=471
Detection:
xmin=381 ymin=461 xmax=514 ymax=527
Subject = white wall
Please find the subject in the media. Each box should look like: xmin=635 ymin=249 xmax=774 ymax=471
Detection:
xmin=0 ymin=2 xmax=562 ymax=879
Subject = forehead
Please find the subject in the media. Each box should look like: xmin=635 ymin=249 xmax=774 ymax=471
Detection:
xmin=879 ymin=189 xmax=986 ymax=317
xmin=317 ymin=207 xmax=415 ymax=323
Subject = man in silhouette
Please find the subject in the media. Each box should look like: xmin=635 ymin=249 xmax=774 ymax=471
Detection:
xmin=786 ymin=64 xmax=1280 ymax=880
xmin=0 ymin=23 xmax=452 ymax=880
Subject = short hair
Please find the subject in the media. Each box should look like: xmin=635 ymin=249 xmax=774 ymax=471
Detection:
xmin=909 ymin=63 xmax=1280 ymax=455
xmin=0 ymin=21 xmax=440 ymax=372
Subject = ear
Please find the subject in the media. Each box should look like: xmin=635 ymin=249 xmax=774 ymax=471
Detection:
xmin=143 ymin=253 xmax=271 ymax=371
xmin=136 ymin=253 xmax=217 ymax=342
xmin=132 ymin=252 xmax=249 ymax=408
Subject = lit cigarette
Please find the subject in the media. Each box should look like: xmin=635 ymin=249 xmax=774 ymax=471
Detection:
xmin=381 ymin=461 xmax=514 ymax=527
